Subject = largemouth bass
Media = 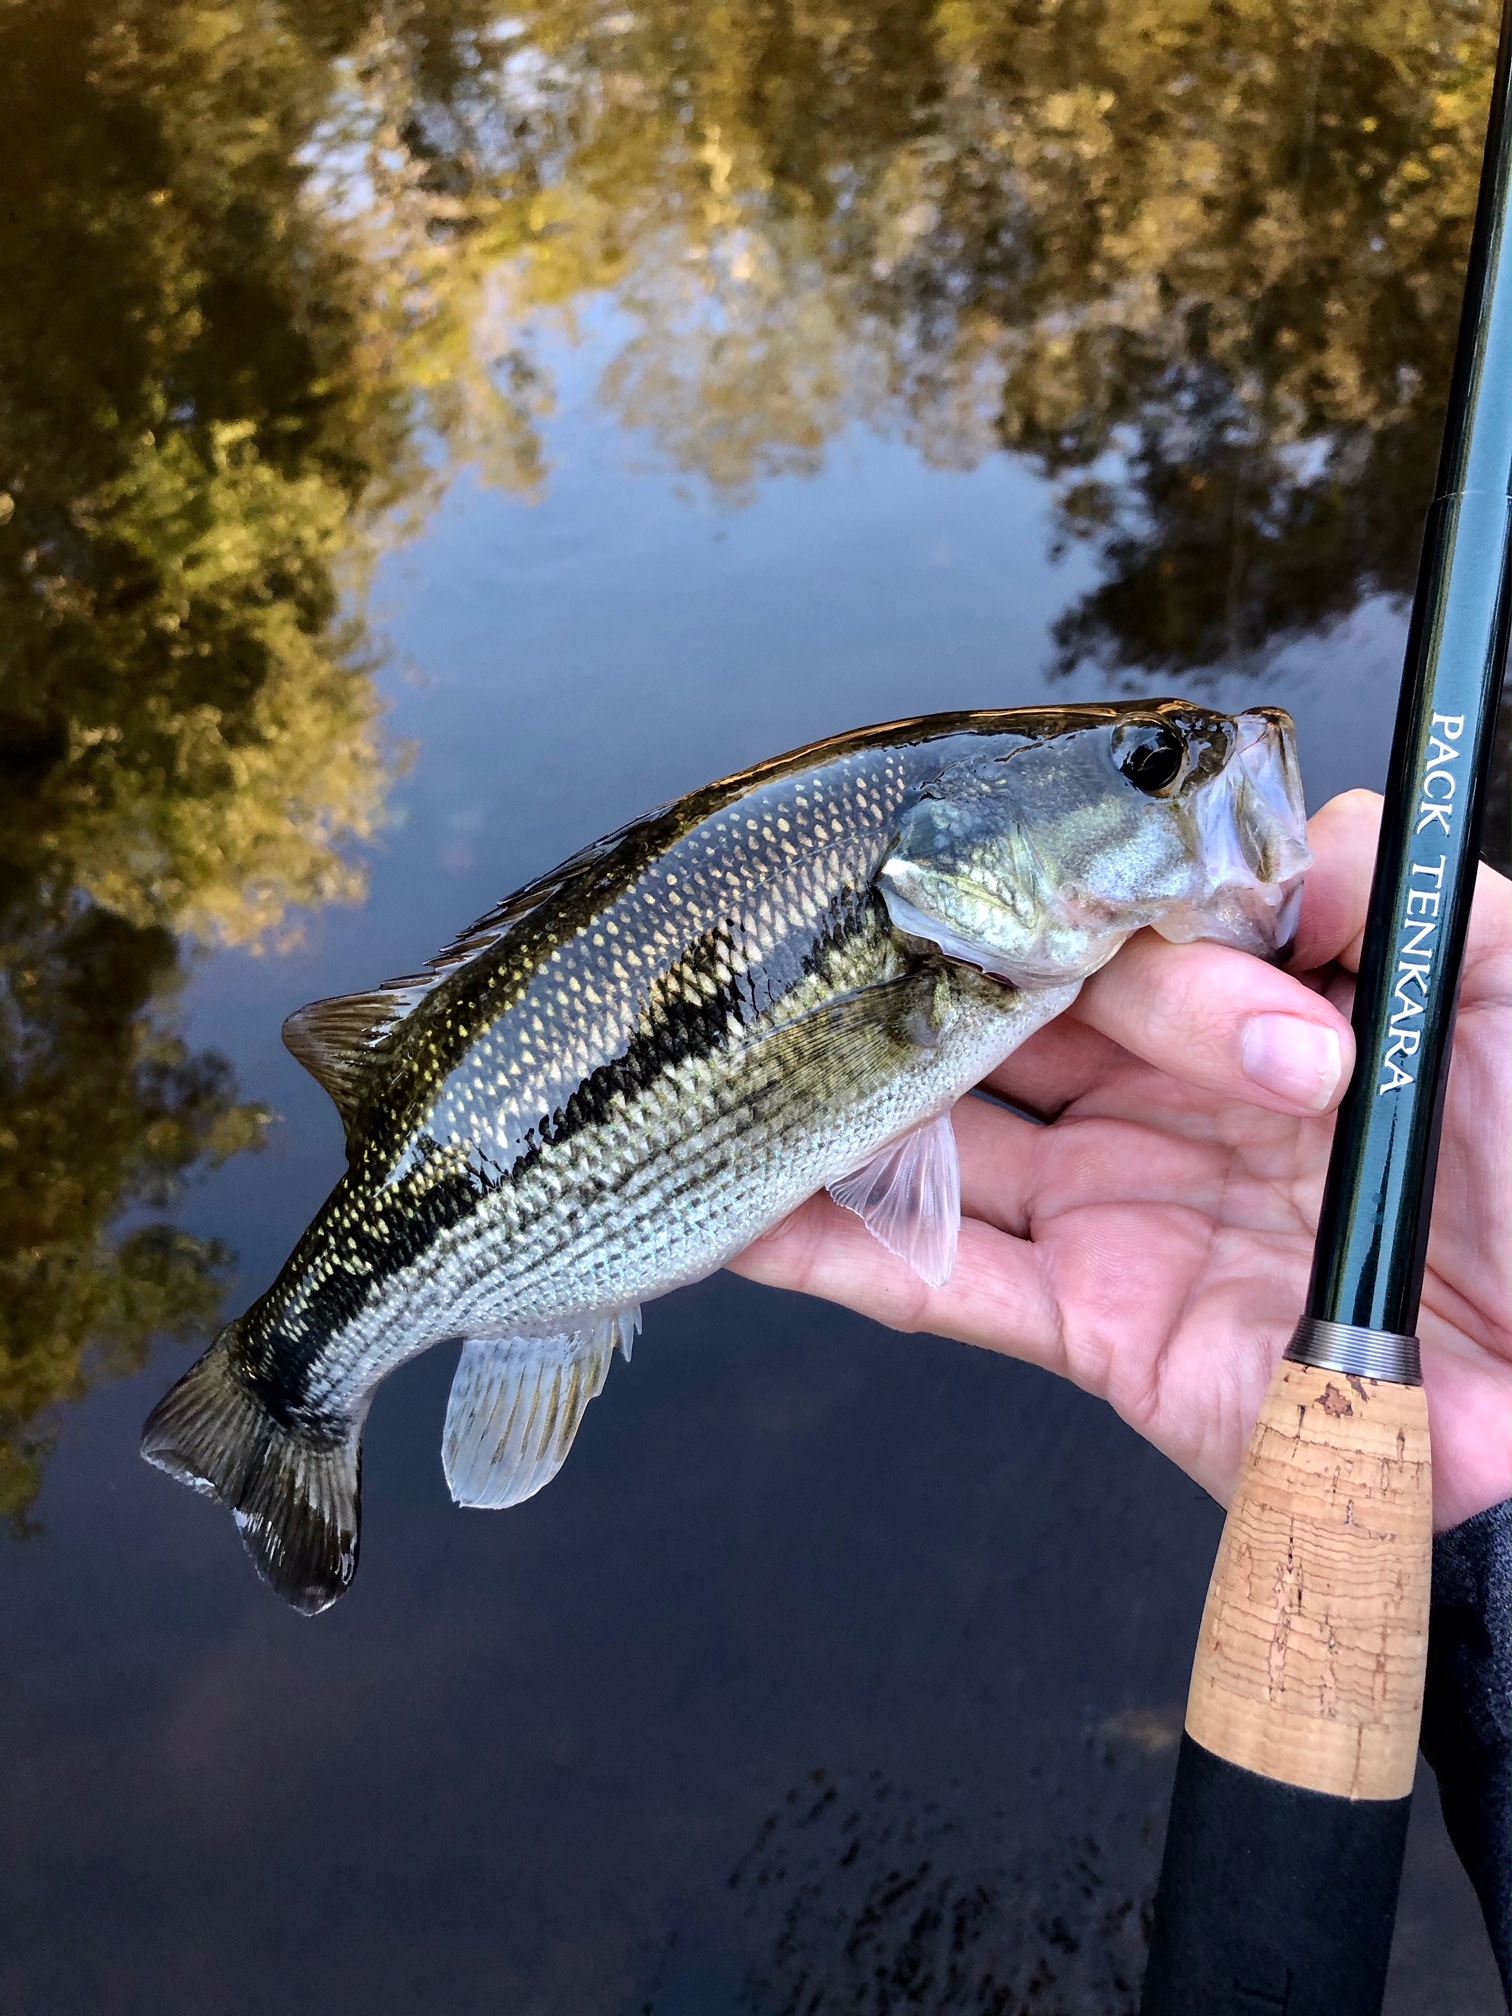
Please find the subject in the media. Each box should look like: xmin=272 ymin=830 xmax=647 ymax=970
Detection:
xmin=142 ymin=701 xmax=1309 ymax=1613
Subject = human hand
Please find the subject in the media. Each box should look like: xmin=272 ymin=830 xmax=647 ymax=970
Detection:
xmin=731 ymin=790 xmax=1510 ymax=1531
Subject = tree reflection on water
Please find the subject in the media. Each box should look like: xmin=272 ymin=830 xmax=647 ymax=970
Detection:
xmin=1 ymin=0 xmax=419 ymax=1518
xmin=0 ymin=0 xmax=1498 ymax=1521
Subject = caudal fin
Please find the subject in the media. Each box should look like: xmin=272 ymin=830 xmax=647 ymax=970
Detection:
xmin=140 ymin=1331 xmax=360 ymax=1615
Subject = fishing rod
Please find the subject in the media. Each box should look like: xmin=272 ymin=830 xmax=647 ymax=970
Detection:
xmin=1141 ymin=12 xmax=1511 ymax=2014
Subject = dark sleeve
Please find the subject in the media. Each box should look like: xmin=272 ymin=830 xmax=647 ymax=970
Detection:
xmin=1419 ymin=1499 xmax=1510 ymax=2005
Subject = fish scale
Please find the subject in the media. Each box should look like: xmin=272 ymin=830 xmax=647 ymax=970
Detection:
xmin=139 ymin=701 xmax=1312 ymax=1611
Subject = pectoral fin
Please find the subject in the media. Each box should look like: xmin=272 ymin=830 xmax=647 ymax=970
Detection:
xmin=441 ymin=1308 xmax=640 ymax=1510
xmin=828 ymin=1111 xmax=960 ymax=1288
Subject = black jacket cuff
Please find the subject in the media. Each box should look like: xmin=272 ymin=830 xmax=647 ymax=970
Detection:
xmin=1420 ymin=1498 xmax=1511 ymax=2005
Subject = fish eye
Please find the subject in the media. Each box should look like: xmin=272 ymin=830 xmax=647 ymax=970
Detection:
xmin=1112 ymin=720 xmax=1186 ymax=796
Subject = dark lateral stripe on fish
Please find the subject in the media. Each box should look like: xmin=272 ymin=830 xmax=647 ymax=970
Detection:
xmin=523 ymin=882 xmax=884 ymax=1163
xmin=245 ymin=881 xmax=887 ymax=1419
xmin=240 ymin=1161 xmax=489 ymax=1426
xmin=239 ymin=720 xmax=1094 ymax=1418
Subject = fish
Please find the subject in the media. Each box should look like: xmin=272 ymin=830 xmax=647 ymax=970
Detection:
xmin=140 ymin=700 xmax=1310 ymax=1613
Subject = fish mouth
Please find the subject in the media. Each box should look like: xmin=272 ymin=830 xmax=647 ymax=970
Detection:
xmin=1157 ymin=709 xmax=1312 ymax=957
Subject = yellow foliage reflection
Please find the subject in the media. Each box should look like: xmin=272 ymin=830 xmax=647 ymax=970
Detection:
xmin=0 ymin=0 xmax=1499 ymax=1517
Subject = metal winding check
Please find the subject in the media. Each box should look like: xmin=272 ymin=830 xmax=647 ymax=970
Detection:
xmin=1284 ymin=1314 xmax=1423 ymax=1388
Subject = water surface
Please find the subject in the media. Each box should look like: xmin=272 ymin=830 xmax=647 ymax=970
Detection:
xmin=1 ymin=3 xmax=1504 ymax=2009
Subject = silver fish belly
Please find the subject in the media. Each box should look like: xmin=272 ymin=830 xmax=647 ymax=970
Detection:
xmin=141 ymin=700 xmax=1310 ymax=1611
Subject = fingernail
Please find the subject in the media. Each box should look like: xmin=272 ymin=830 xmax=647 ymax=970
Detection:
xmin=1241 ymin=1015 xmax=1342 ymax=1110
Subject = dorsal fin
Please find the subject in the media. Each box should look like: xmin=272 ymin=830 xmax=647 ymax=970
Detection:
xmin=413 ymin=821 xmax=640 ymax=977
xmin=280 ymin=826 xmax=638 ymax=1131
xmin=281 ymin=984 xmax=429 ymax=1130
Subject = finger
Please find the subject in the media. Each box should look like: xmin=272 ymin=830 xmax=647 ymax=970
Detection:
xmin=1073 ymin=931 xmax=1356 ymax=1117
xmin=1289 ymin=787 xmax=1510 ymax=983
xmin=729 ymin=1189 xmax=1067 ymax=1369
xmin=954 ymin=1090 xmax=1050 ymax=1234
xmin=1462 ymin=853 xmax=1512 ymax=999
xmin=1288 ymin=789 xmax=1381 ymax=973
xmin=979 ymin=1011 xmax=1124 ymax=1119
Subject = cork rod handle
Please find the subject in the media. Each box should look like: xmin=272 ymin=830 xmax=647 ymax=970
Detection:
xmin=1185 ymin=1359 xmax=1432 ymax=1801
xmin=1140 ymin=1358 xmax=1432 ymax=2016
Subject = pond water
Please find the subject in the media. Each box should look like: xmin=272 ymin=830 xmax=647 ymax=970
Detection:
xmin=0 ymin=4 xmax=1505 ymax=2012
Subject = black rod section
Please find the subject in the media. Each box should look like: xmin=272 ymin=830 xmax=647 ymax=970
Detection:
xmin=1307 ymin=11 xmax=1511 ymax=1336
xmin=1144 ymin=1736 xmax=1411 ymax=2016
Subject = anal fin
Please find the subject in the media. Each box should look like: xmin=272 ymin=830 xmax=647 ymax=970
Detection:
xmin=442 ymin=1308 xmax=639 ymax=1510
xmin=828 ymin=1112 xmax=960 ymax=1288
